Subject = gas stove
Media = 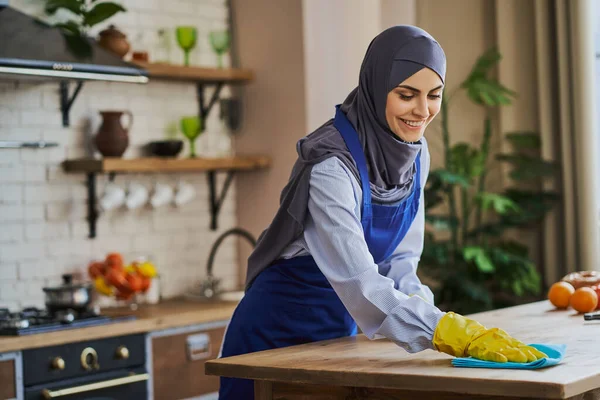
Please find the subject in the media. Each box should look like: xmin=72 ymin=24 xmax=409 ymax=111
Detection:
xmin=0 ymin=307 xmax=135 ymax=336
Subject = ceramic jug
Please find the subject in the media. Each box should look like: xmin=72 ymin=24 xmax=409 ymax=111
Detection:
xmin=95 ymin=111 xmax=133 ymax=157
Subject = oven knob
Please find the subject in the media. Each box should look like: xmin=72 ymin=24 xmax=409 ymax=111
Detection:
xmin=115 ymin=345 xmax=130 ymax=360
xmin=51 ymin=357 xmax=65 ymax=370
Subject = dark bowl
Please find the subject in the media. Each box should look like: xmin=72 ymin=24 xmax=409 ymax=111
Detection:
xmin=146 ymin=140 xmax=183 ymax=158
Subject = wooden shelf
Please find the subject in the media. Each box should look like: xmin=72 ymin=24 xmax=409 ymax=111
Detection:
xmin=62 ymin=155 xmax=270 ymax=238
xmin=62 ymin=155 xmax=270 ymax=174
xmin=134 ymin=62 xmax=254 ymax=84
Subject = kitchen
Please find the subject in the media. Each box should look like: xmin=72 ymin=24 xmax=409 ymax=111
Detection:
xmin=2 ymin=0 xmax=600 ymax=399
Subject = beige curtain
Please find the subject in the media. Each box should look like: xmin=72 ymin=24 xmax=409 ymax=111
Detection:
xmin=495 ymin=0 xmax=600 ymax=286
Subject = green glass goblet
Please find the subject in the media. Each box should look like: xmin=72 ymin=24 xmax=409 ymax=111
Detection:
xmin=209 ymin=30 xmax=230 ymax=69
xmin=180 ymin=116 xmax=202 ymax=158
xmin=176 ymin=26 xmax=197 ymax=66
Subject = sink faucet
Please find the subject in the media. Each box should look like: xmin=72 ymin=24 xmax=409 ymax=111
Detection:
xmin=200 ymin=227 xmax=257 ymax=299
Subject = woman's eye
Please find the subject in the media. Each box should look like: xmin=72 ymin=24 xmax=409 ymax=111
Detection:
xmin=428 ymin=93 xmax=442 ymax=100
xmin=399 ymin=94 xmax=413 ymax=100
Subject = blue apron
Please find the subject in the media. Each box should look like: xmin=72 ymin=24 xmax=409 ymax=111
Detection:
xmin=218 ymin=106 xmax=422 ymax=399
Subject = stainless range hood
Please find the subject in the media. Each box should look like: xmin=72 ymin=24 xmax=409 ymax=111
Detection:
xmin=0 ymin=2 xmax=148 ymax=84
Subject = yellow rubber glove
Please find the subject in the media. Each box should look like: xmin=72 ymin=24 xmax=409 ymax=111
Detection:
xmin=432 ymin=312 xmax=547 ymax=363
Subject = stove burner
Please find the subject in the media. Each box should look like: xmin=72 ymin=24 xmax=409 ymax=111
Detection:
xmin=0 ymin=306 xmax=135 ymax=336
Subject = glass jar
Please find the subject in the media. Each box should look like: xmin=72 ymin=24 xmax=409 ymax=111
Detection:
xmin=154 ymin=28 xmax=172 ymax=64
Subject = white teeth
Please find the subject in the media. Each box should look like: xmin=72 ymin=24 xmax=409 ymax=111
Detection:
xmin=401 ymin=119 xmax=425 ymax=127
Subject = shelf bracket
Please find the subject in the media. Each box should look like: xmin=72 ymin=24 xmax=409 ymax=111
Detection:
xmin=86 ymin=173 xmax=98 ymax=239
xmin=83 ymin=172 xmax=116 ymax=239
xmin=197 ymin=82 xmax=224 ymax=131
xmin=207 ymin=170 xmax=235 ymax=230
xmin=60 ymin=80 xmax=84 ymax=127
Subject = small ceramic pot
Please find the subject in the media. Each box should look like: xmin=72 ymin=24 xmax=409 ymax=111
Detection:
xmin=98 ymin=25 xmax=131 ymax=59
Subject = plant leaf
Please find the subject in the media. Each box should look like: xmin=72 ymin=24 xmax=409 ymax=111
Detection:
xmin=505 ymin=132 xmax=541 ymax=150
xmin=448 ymin=143 xmax=486 ymax=179
xmin=425 ymin=214 xmax=459 ymax=231
xmin=499 ymin=189 xmax=561 ymax=226
xmin=83 ymin=2 xmax=126 ymax=27
xmin=424 ymin=190 xmax=445 ymax=209
xmin=476 ymin=192 xmax=520 ymax=214
xmin=45 ymin=0 xmax=83 ymax=15
xmin=429 ymin=169 xmax=470 ymax=188
xmin=60 ymin=29 xmax=92 ymax=58
xmin=496 ymin=153 xmax=559 ymax=181
xmin=421 ymin=237 xmax=452 ymax=267
xmin=54 ymin=20 xmax=82 ymax=35
xmin=466 ymin=47 xmax=502 ymax=79
xmin=511 ymin=280 xmax=524 ymax=296
xmin=463 ymin=246 xmax=495 ymax=272
xmin=486 ymin=243 xmax=541 ymax=296
xmin=460 ymin=48 xmax=517 ymax=107
xmin=424 ymin=172 xmax=446 ymax=209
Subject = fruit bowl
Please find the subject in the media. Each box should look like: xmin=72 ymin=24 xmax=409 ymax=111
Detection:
xmin=88 ymin=253 xmax=158 ymax=304
xmin=145 ymin=140 xmax=183 ymax=158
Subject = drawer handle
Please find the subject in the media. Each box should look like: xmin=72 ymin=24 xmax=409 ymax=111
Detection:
xmin=42 ymin=373 xmax=149 ymax=398
xmin=186 ymin=333 xmax=212 ymax=361
xmin=80 ymin=347 xmax=99 ymax=371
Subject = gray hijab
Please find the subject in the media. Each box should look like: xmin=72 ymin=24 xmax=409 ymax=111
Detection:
xmin=245 ymin=26 xmax=446 ymax=289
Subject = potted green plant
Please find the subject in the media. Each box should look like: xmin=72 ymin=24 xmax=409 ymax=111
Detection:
xmin=44 ymin=0 xmax=127 ymax=57
xmin=420 ymin=48 xmax=561 ymax=315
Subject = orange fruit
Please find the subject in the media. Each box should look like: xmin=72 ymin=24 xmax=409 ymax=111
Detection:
xmin=140 ymin=276 xmax=151 ymax=293
xmin=548 ymin=281 xmax=575 ymax=308
xmin=105 ymin=252 xmax=124 ymax=268
xmin=87 ymin=261 xmax=105 ymax=279
xmin=570 ymin=287 xmax=598 ymax=313
xmin=125 ymin=273 xmax=143 ymax=292
xmin=592 ymin=285 xmax=600 ymax=310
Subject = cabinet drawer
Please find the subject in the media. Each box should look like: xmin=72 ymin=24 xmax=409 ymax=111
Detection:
xmin=152 ymin=325 xmax=226 ymax=400
xmin=0 ymin=357 xmax=16 ymax=400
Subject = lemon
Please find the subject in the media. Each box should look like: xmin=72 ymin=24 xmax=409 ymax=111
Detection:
xmin=94 ymin=276 xmax=114 ymax=296
xmin=138 ymin=262 xmax=157 ymax=278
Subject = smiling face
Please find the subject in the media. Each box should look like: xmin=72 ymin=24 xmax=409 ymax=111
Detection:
xmin=385 ymin=68 xmax=444 ymax=142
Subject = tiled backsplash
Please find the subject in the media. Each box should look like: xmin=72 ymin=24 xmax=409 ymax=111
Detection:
xmin=0 ymin=0 xmax=241 ymax=309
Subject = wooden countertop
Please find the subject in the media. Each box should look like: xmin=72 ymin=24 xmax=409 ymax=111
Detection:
xmin=0 ymin=299 xmax=237 ymax=353
xmin=206 ymin=300 xmax=599 ymax=399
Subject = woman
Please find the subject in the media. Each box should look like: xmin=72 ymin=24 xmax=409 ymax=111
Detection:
xmin=219 ymin=25 xmax=545 ymax=399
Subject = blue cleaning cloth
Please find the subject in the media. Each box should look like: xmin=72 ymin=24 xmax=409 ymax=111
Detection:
xmin=451 ymin=344 xmax=566 ymax=369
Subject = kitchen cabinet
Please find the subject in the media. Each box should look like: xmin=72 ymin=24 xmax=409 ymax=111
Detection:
xmin=150 ymin=321 xmax=228 ymax=400
xmin=207 ymin=301 xmax=599 ymax=399
xmin=0 ymin=352 xmax=18 ymax=400
xmin=0 ymin=300 xmax=238 ymax=399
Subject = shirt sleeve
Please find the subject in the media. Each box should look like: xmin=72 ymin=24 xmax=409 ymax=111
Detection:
xmin=303 ymin=159 xmax=445 ymax=353
xmin=377 ymin=140 xmax=435 ymax=304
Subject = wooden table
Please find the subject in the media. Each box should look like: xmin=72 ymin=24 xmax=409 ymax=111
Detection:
xmin=205 ymin=300 xmax=600 ymax=399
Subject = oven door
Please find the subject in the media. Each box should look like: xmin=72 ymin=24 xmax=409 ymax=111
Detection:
xmin=24 ymin=367 xmax=148 ymax=400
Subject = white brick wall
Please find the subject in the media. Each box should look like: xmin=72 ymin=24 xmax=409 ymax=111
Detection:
xmin=0 ymin=0 xmax=240 ymax=310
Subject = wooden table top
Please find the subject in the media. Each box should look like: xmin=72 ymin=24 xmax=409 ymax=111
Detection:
xmin=206 ymin=300 xmax=599 ymax=399
xmin=0 ymin=298 xmax=237 ymax=353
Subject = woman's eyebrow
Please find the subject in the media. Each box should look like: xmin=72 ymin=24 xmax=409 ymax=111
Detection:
xmin=397 ymin=84 xmax=444 ymax=93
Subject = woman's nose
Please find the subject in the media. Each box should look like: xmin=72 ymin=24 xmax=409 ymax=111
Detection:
xmin=413 ymin=98 xmax=429 ymax=118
